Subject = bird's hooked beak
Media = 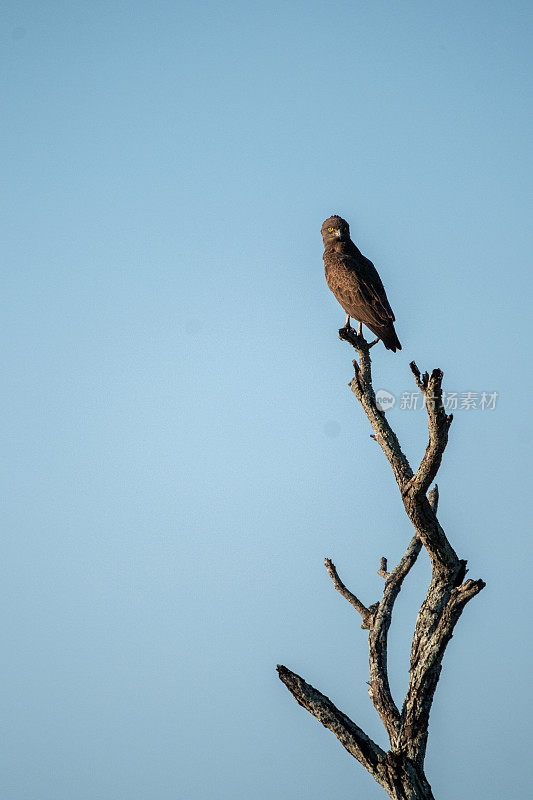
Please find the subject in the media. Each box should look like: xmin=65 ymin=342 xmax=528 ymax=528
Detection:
xmin=335 ymin=228 xmax=342 ymax=238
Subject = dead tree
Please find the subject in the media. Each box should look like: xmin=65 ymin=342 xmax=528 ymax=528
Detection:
xmin=277 ymin=328 xmax=485 ymax=800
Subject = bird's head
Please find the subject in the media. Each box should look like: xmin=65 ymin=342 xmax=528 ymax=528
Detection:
xmin=321 ymin=215 xmax=350 ymax=245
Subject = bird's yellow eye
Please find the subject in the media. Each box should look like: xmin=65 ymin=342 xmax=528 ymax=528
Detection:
xmin=328 ymin=226 xmax=334 ymax=231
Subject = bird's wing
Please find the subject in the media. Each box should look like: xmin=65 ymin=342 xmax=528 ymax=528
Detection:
xmin=345 ymin=252 xmax=396 ymax=325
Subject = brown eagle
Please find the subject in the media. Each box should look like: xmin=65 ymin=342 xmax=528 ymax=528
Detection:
xmin=322 ymin=215 xmax=401 ymax=352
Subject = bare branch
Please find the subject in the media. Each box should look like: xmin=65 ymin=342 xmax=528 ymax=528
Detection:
xmin=277 ymin=665 xmax=388 ymax=785
xmin=404 ymin=498 xmax=459 ymax=575
xmin=400 ymin=576 xmax=485 ymax=764
xmin=367 ymin=601 xmax=402 ymax=744
xmin=402 ymin=366 xmax=458 ymax=573
xmin=342 ymin=336 xmax=459 ymax=575
xmin=409 ymin=364 xmax=453 ymax=500
xmin=324 ymin=558 xmax=371 ymax=623
xmin=367 ymin=532 xmax=424 ymax=747
xmin=340 ymin=331 xmax=413 ymax=490
xmin=378 ymin=556 xmax=389 ymax=579
xmin=328 ymin=532 xmax=425 ymax=748
xmin=388 ymin=537 xmax=423 ymax=589
xmin=400 ymin=479 xmax=482 ymax=764
xmin=325 ymin=539 xmax=418 ymax=747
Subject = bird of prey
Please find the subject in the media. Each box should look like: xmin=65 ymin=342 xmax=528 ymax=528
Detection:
xmin=321 ymin=215 xmax=402 ymax=352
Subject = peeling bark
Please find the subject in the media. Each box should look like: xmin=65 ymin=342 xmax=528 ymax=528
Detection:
xmin=277 ymin=329 xmax=485 ymax=799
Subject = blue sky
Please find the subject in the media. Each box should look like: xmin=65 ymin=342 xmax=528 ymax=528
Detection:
xmin=2 ymin=1 xmax=532 ymax=798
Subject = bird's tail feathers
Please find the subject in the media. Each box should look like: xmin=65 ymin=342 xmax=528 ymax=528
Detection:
xmin=381 ymin=326 xmax=402 ymax=352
